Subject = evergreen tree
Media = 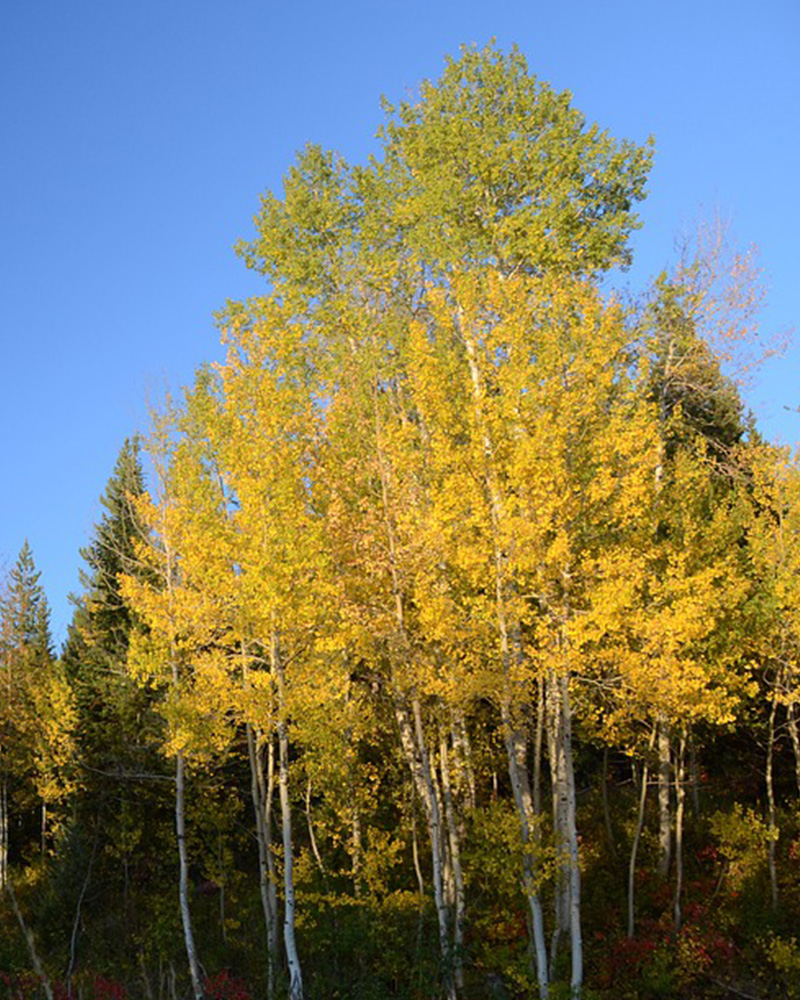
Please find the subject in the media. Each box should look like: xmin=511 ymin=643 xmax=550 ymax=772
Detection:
xmin=63 ymin=437 xmax=147 ymax=672
xmin=60 ymin=438 xmax=172 ymax=979
xmin=644 ymin=273 xmax=746 ymax=467
xmin=1 ymin=540 xmax=53 ymax=668
xmin=1 ymin=541 xmax=69 ymax=880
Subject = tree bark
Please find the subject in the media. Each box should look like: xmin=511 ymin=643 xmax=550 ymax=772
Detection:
xmin=6 ymin=877 xmax=54 ymax=1000
xmin=787 ymin=702 xmax=800 ymax=799
xmin=560 ymin=673 xmax=583 ymax=997
xmin=628 ymin=729 xmax=655 ymax=938
xmin=504 ymin=701 xmax=549 ymax=999
xmin=247 ymin=723 xmax=278 ymax=1000
xmin=67 ymin=828 xmax=99 ymax=999
xmin=688 ymin=728 xmax=701 ymax=817
xmin=673 ymin=730 xmax=686 ymax=930
xmin=547 ymin=673 xmax=567 ymax=979
xmin=275 ymin=636 xmax=304 ymax=1000
xmin=440 ymin=724 xmax=466 ymax=989
xmin=451 ymin=710 xmax=477 ymax=813
xmin=305 ymin=778 xmax=326 ymax=876
xmin=657 ymin=719 xmax=671 ymax=878
xmin=176 ymin=751 xmax=204 ymax=1000
xmin=766 ymin=689 xmax=779 ymax=912
xmin=413 ymin=697 xmax=456 ymax=1000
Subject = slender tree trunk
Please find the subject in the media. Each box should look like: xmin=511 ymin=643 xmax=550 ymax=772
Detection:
xmin=628 ymin=727 xmax=656 ymax=938
xmin=247 ymin=724 xmax=278 ymax=1000
xmin=657 ymin=719 xmax=671 ymax=878
xmin=673 ymin=730 xmax=686 ymax=930
xmin=67 ymin=829 xmax=99 ymax=999
xmin=176 ymin=752 xmax=204 ymax=1000
xmin=411 ymin=803 xmax=425 ymax=896
xmin=413 ymin=697 xmax=456 ymax=1000
xmin=504 ymin=702 xmax=549 ymax=999
xmin=351 ymin=805 xmax=363 ymax=898
xmin=440 ymin=724 xmax=466 ymax=989
xmin=6 ymin=878 xmax=54 ymax=1000
xmin=345 ymin=688 xmax=363 ymax=898
xmin=139 ymin=951 xmax=154 ymax=1000
xmin=560 ymin=673 xmax=582 ymax=997
xmin=161 ymin=524 xmax=203 ymax=1000
xmin=547 ymin=673 xmax=567 ymax=979
xmin=766 ymin=690 xmax=779 ymax=912
xmin=393 ymin=692 xmax=453 ymax=992
xmin=375 ymin=392 xmax=455 ymax=999
xmin=534 ymin=678 xmax=544 ymax=822
xmin=787 ymin=702 xmax=800 ymax=799
xmin=461 ymin=304 xmax=550 ymax=994
xmin=305 ymin=778 xmax=326 ymax=875
xmin=274 ymin=637 xmax=304 ymax=1000
xmin=688 ymin=728 xmax=701 ymax=817
xmin=452 ymin=710 xmax=477 ymax=813
xmin=410 ymin=800 xmax=426 ymax=965
xmin=431 ymin=761 xmax=455 ymax=912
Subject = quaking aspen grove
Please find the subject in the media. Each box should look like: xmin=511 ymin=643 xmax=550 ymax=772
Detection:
xmin=1 ymin=44 xmax=797 ymax=1000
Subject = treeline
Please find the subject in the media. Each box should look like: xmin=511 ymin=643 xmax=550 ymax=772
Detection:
xmin=2 ymin=44 xmax=800 ymax=1000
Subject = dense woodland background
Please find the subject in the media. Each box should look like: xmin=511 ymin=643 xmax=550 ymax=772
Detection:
xmin=2 ymin=45 xmax=799 ymax=1000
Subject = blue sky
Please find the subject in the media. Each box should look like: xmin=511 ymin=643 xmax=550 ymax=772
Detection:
xmin=1 ymin=0 xmax=798 ymax=644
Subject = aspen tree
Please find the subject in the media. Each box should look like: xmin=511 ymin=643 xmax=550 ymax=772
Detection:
xmin=629 ymin=238 xmax=757 ymax=899
xmin=316 ymin=300 xmax=465 ymax=999
xmin=743 ymin=445 xmax=800 ymax=908
xmin=121 ymin=408 xmax=240 ymax=1000
xmin=596 ymin=439 xmax=750 ymax=930
xmin=228 ymin=44 xmax=652 ymax=998
xmin=213 ymin=299 xmax=335 ymax=1000
xmin=407 ymin=269 xmax=660 ymax=996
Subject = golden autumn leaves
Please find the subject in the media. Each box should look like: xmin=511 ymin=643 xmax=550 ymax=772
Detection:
xmin=119 ymin=260 xmax=774 ymax=997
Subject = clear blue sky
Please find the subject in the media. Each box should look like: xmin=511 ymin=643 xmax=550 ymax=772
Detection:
xmin=1 ymin=0 xmax=798 ymax=644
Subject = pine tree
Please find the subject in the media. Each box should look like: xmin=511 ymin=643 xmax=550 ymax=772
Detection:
xmin=60 ymin=439 xmax=172 ymax=978
xmin=63 ymin=437 xmax=147 ymax=670
xmin=1 ymin=541 xmax=72 ymax=881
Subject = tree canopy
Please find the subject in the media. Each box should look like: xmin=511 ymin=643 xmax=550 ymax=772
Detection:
xmin=2 ymin=42 xmax=796 ymax=1000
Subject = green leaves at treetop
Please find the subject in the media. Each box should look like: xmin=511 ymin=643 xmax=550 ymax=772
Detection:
xmin=236 ymin=43 xmax=654 ymax=303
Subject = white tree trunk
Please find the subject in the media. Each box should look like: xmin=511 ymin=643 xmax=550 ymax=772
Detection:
xmin=351 ymin=804 xmax=363 ymax=898
xmin=440 ymin=725 xmax=466 ymax=989
xmin=305 ymin=778 xmax=326 ymax=875
xmin=766 ymin=690 xmax=779 ymax=912
xmin=176 ymin=752 xmax=204 ymax=1000
xmin=413 ymin=698 xmax=456 ymax=1000
xmin=559 ymin=673 xmax=582 ymax=997
xmin=504 ymin=710 xmax=549 ymax=999
xmin=375 ymin=394 xmax=455 ymax=998
xmin=787 ymin=702 xmax=800 ymax=799
xmin=247 ymin=724 xmax=278 ymax=1000
xmin=451 ymin=710 xmax=477 ymax=813
xmin=547 ymin=673 xmax=567 ymax=977
xmin=673 ymin=731 xmax=686 ymax=930
xmin=6 ymin=877 xmax=54 ymax=1000
xmin=628 ymin=728 xmax=656 ymax=938
xmin=275 ymin=639 xmax=303 ymax=1000
xmin=657 ymin=719 xmax=671 ymax=878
